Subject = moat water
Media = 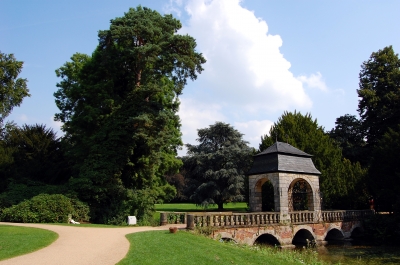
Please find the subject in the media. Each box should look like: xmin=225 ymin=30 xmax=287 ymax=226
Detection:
xmin=316 ymin=241 xmax=400 ymax=265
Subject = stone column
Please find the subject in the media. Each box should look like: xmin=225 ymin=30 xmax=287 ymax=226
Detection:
xmin=277 ymin=175 xmax=291 ymax=224
xmin=160 ymin=212 xmax=168 ymax=226
xmin=186 ymin=214 xmax=194 ymax=230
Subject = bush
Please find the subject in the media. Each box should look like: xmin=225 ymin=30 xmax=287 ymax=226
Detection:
xmin=0 ymin=194 xmax=89 ymax=223
xmin=0 ymin=181 xmax=69 ymax=209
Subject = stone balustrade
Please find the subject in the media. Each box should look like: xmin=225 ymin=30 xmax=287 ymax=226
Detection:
xmin=321 ymin=209 xmax=374 ymax=222
xmin=189 ymin=212 xmax=280 ymax=228
xmin=159 ymin=212 xmax=187 ymax=226
xmin=289 ymin=211 xmax=314 ymax=224
xmin=164 ymin=209 xmax=374 ymax=228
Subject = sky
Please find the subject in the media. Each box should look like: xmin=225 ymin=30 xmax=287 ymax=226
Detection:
xmin=1 ymin=0 xmax=399 ymax=156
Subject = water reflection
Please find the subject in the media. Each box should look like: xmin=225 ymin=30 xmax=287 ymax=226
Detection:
xmin=317 ymin=240 xmax=400 ymax=265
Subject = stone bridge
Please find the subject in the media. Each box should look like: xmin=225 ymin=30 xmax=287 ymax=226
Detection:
xmin=184 ymin=210 xmax=373 ymax=248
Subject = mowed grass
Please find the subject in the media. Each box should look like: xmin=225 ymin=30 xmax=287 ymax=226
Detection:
xmin=118 ymin=230 xmax=323 ymax=265
xmin=0 ymin=225 xmax=58 ymax=261
xmin=155 ymin=202 xmax=248 ymax=212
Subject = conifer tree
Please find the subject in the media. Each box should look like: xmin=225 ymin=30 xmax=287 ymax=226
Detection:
xmin=54 ymin=6 xmax=205 ymax=223
xmin=260 ymin=111 xmax=366 ymax=209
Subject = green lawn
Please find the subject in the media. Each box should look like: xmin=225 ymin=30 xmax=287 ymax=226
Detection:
xmin=0 ymin=225 xmax=58 ymax=261
xmin=118 ymin=230 xmax=324 ymax=265
xmin=155 ymin=202 xmax=248 ymax=212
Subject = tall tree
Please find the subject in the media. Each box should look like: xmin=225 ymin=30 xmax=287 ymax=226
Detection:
xmin=358 ymin=46 xmax=400 ymax=147
xmin=368 ymin=125 xmax=400 ymax=212
xmin=183 ymin=122 xmax=254 ymax=210
xmin=260 ymin=111 xmax=367 ymax=209
xmin=328 ymin=114 xmax=366 ymax=164
xmin=54 ymin=6 xmax=205 ymax=223
xmin=0 ymin=51 xmax=30 ymax=124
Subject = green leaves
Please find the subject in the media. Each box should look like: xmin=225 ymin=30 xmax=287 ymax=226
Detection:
xmin=260 ymin=111 xmax=365 ymax=209
xmin=0 ymin=51 xmax=30 ymax=121
xmin=358 ymin=46 xmax=400 ymax=146
xmin=184 ymin=122 xmax=254 ymax=210
xmin=53 ymin=7 xmax=205 ymax=223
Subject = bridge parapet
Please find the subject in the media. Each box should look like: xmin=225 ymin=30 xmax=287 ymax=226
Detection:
xmin=186 ymin=209 xmax=373 ymax=229
xmin=191 ymin=212 xmax=280 ymax=228
xmin=289 ymin=211 xmax=315 ymax=224
xmin=322 ymin=210 xmax=374 ymax=222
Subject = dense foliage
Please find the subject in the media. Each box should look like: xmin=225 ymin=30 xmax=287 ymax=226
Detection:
xmin=0 ymin=194 xmax=89 ymax=223
xmin=183 ymin=122 xmax=254 ymax=210
xmin=260 ymin=111 xmax=366 ymax=209
xmin=0 ymin=124 xmax=70 ymax=210
xmin=54 ymin=6 xmax=205 ymax=223
xmin=328 ymin=114 xmax=366 ymax=165
xmin=332 ymin=46 xmax=400 ymax=213
xmin=0 ymin=51 xmax=30 ymax=123
xmin=358 ymin=46 xmax=400 ymax=147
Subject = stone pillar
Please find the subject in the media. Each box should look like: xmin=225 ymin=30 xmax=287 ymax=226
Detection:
xmin=160 ymin=212 xmax=167 ymax=226
xmin=277 ymin=176 xmax=291 ymax=224
xmin=186 ymin=214 xmax=194 ymax=230
xmin=251 ymin=191 xmax=262 ymax=212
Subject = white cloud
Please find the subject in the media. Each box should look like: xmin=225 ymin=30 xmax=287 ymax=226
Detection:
xmin=167 ymin=0 xmax=317 ymax=154
xmin=49 ymin=116 xmax=64 ymax=137
xmin=234 ymin=119 xmax=274 ymax=149
xmin=179 ymin=97 xmax=226 ymax=151
xmin=18 ymin=114 xmax=28 ymax=121
xmin=180 ymin=0 xmax=312 ymax=113
xmin=297 ymin=72 xmax=328 ymax=91
xmin=164 ymin=0 xmax=184 ymax=17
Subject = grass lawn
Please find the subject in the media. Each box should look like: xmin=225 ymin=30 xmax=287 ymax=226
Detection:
xmin=0 ymin=225 xmax=58 ymax=261
xmin=44 ymin=223 xmax=124 ymax=228
xmin=118 ymin=230 xmax=324 ymax=265
xmin=155 ymin=202 xmax=248 ymax=212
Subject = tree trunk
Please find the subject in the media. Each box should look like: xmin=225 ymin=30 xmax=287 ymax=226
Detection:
xmin=217 ymin=202 xmax=224 ymax=211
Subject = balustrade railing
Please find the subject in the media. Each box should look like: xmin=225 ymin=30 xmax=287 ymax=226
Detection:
xmin=321 ymin=210 xmax=374 ymax=222
xmin=289 ymin=211 xmax=314 ymax=224
xmin=192 ymin=212 xmax=280 ymax=228
xmin=159 ymin=212 xmax=187 ymax=225
xmin=166 ymin=209 xmax=373 ymax=228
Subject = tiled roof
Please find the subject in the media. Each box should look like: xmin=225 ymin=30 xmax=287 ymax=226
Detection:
xmin=247 ymin=142 xmax=321 ymax=175
xmin=256 ymin=141 xmax=311 ymax=157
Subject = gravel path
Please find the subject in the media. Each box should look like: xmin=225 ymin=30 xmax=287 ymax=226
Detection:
xmin=0 ymin=222 xmax=186 ymax=265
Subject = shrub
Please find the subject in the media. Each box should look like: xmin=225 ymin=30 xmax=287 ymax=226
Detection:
xmin=0 ymin=194 xmax=89 ymax=223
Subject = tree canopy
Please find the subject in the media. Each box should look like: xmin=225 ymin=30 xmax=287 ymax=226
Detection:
xmin=328 ymin=114 xmax=366 ymax=164
xmin=0 ymin=51 xmax=30 ymax=123
xmin=183 ymin=122 xmax=254 ymax=210
xmin=260 ymin=111 xmax=366 ymax=209
xmin=358 ymin=45 xmax=400 ymax=147
xmin=54 ymin=6 xmax=205 ymax=223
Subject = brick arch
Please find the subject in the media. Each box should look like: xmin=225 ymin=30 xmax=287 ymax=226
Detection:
xmin=324 ymin=228 xmax=345 ymax=240
xmin=216 ymin=232 xmax=238 ymax=243
xmin=292 ymin=226 xmax=317 ymax=245
xmin=288 ymin=178 xmax=315 ymax=211
xmin=252 ymin=232 xmax=281 ymax=246
xmin=321 ymin=223 xmax=343 ymax=239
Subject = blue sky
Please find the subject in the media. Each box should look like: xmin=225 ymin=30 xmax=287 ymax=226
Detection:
xmin=1 ymin=0 xmax=399 ymax=155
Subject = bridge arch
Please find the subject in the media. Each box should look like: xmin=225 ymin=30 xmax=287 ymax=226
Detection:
xmin=292 ymin=227 xmax=316 ymax=245
xmin=325 ymin=228 xmax=345 ymax=241
xmin=350 ymin=224 xmax=363 ymax=239
xmin=253 ymin=232 xmax=281 ymax=246
xmin=217 ymin=232 xmax=238 ymax=243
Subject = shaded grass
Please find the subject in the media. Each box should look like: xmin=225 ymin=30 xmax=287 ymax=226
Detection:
xmin=0 ymin=225 xmax=58 ymax=261
xmin=155 ymin=202 xmax=248 ymax=212
xmin=118 ymin=230 xmax=325 ymax=265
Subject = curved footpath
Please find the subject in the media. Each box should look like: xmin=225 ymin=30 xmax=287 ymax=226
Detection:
xmin=0 ymin=222 xmax=186 ymax=265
